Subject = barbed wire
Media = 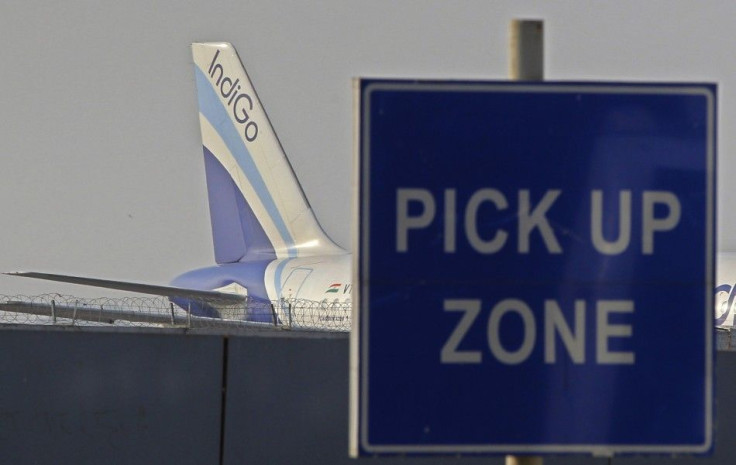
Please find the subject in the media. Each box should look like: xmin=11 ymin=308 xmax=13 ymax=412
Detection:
xmin=0 ymin=294 xmax=351 ymax=333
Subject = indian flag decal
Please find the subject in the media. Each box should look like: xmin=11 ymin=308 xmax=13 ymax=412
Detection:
xmin=326 ymin=283 xmax=341 ymax=293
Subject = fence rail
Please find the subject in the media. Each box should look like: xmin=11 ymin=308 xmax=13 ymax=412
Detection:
xmin=0 ymin=294 xmax=351 ymax=333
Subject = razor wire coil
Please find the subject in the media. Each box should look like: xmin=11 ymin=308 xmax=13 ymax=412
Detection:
xmin=0 ymin=294 xmax=351 ymax=333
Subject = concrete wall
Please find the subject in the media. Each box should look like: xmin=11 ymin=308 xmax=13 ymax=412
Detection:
xmin=0 ymin=327 xmax=223 ymax=464
xmin=0 ymin=326 xmax=732 ymax=464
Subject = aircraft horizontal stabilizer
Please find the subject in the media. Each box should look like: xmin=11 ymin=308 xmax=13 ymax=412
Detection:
xmin=5 ymin=272 xmax=245 ymax=305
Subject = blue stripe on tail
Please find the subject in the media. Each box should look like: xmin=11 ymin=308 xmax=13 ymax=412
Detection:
xmin=203 ymin=147 xmax=247 ymax=263
xmin=194 ymin=66 xmax=296 ymax=257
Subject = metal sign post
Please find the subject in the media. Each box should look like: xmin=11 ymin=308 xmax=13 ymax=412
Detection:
xmin=508 ymin=19 xmax=544 ymax=465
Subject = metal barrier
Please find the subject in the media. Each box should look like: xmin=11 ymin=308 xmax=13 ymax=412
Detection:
xmin=0 ymin=293 xmax=350 ymax=333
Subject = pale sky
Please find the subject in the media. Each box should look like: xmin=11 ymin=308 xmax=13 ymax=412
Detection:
xmin=0 ymin=0 xmax=734 ymax=297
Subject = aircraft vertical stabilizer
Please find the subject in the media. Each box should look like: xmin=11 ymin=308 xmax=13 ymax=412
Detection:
xmin=191 ymin=42 xmax=344 ymax=263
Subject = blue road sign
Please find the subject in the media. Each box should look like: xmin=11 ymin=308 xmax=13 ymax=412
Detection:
xmin=352 ymin=81 xmax=716 ymax=456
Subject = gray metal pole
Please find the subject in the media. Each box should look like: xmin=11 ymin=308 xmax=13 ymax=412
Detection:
xmin=509 ymin=19 xmax=544 ymax=81
xmin=506 ymin=18 xmax=544 ymax=465
xmin=507 ymin=455 xmax=543 ymax=465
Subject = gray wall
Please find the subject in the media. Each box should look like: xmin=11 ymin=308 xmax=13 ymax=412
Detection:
xmin=0 ymin=326 xmax=732 ymax=464
xmin=0 ymin=328 xmax=223 ymax=464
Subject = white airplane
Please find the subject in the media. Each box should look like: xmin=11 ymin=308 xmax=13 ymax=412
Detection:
xmin=1 ymin=42 xmax=732 ymax=332
xmin=3 ymin=42 xmax=352 ymax=329
xmin=715 ymin=253 xmax=736 ymax=328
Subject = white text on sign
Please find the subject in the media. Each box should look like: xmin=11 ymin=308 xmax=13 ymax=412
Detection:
xmin=441 ymin=298 xmax=635 ymax=365
xmin=396 ymin=189 xmax=681 ymax=255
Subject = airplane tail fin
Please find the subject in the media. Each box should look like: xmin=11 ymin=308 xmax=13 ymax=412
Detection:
xmin=192 ymin=42 xmax=344 ymax=263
